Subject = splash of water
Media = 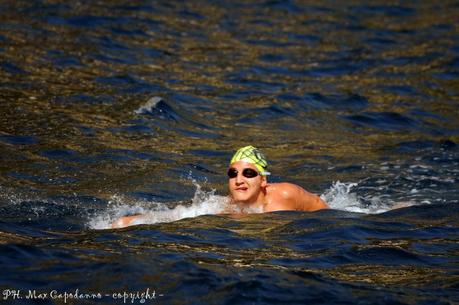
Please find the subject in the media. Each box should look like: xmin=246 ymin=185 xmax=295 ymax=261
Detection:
xmin=321 ymin=181 xmax=361 ymax=212
xmin=1 ymin=178 xmax=409 ymax=230
xmin=321 ymin=181 xmax=413 ymax=214
xmin=0 ymin=186 xmax=37 ymax=206
xmin=134 ymin=96 xmax=163 ymax=114
xmin=88 ymin=180 xmax=230 ymax=230
xmin=89 ymin=179 xmax=402 ymax=229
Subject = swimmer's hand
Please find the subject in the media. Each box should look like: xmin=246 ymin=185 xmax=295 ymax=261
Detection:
xmin=111 ymin=214 xmax=144 ymax=229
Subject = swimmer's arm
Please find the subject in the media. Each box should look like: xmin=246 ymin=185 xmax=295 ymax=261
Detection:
xmin=111 ymin=214 xmax=145 ymax=229
xmin=294 ymin=185 xmax=329 ymax=212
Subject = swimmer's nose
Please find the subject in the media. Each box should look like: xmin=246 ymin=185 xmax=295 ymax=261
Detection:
xmin=235 ymin=172 xmax=244 ymax=184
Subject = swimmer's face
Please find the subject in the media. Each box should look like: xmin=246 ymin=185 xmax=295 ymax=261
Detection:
xmin=228 ymin=161 xmax=267 ymax=204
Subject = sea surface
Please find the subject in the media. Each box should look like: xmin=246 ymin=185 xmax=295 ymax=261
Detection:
xmin=0 ymin=1 xmax=458 ymax=304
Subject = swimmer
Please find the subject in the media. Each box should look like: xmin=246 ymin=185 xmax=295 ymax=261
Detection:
xmin=112 ymin=146 xmax=328 ymax=228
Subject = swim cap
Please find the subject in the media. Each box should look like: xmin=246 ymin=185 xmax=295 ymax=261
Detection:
xmin=230 ymin=146 xmax=270 ymax=175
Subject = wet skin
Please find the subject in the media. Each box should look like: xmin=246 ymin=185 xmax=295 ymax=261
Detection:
xmin=228 ymin=161 xmax=328 ymax=213
xmin=112 ymin=161 xmax=328 ymax=228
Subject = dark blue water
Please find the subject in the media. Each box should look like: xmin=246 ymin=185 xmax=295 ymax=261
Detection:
xmin=1 ymin=1 xmax=458 ymax=304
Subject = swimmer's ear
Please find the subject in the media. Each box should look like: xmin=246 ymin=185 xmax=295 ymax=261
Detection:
xmin=261 ymin=175 xmax=268 ymax=187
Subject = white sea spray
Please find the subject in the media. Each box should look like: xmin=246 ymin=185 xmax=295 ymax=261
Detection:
xmin=88 ymin=180 xmax=229 ymax=229
xmin=321 ymin=181 xmax=395 ymax=214
xmin=134 ymin=96 xmax=163 ymax=114
xmin=89 ymin=178 xmax=419 ymax=229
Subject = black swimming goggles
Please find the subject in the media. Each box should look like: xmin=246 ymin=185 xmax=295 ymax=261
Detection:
xmin=227 ymin=168 xmax=259 ymax=179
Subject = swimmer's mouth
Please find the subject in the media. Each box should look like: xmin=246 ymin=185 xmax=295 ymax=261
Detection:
xmin=235 ymin=187 xmax=248 ymax=191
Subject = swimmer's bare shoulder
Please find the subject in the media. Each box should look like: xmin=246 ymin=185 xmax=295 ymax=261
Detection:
xmin=265 ymin=182 xmax=328 ymax=212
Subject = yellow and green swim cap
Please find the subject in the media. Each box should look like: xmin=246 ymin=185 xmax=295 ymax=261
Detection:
xmin=230 ymin=145 xmax=270 ymax=175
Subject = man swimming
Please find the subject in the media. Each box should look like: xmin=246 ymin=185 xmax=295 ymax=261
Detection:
xmin=112 ymin=146 xmax=328 ymax=228
xmin=226 ymin=145 xmax=328 ymax=212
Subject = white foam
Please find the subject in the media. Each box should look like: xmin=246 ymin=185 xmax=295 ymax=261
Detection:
xmin=134 ymin=96 xmax=163 ymax=114
xmin=321 ymin=181 xmax=396 ymax=214
xmin=88 ymin=181 xmax=231 ymax=230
